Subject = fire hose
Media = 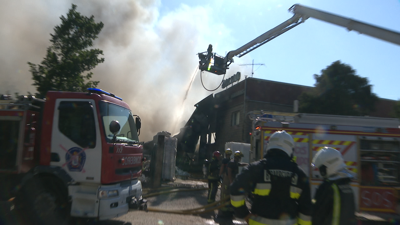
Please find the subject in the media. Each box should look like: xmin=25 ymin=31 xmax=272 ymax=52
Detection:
xmin=139 ymin=187 xmax=231 ymax=215
xmin=143 ymin=187 xmax=208 ymax=198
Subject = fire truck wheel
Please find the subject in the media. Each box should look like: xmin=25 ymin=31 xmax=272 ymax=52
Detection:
xmin=23 ymin=177 xmax=70 ymax=225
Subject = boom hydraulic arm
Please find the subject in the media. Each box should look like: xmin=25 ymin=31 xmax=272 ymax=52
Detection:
xmin=198 ymin=4 xmax=400 ymax=75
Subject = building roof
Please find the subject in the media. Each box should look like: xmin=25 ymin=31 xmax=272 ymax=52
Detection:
xmin=213 ymin=77 xmax=397 ymax=118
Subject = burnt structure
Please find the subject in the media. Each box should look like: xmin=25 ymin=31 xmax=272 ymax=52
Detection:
xmin=176 ymin=77 xmax=397 ymax=163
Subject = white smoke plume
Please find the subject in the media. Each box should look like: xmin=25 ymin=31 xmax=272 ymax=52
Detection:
xmin=0 ymin=0 xmax=243 ymax=141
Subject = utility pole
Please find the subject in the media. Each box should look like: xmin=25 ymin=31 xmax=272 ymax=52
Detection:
xmin=239 ymin=59 xmax=264 ymax=77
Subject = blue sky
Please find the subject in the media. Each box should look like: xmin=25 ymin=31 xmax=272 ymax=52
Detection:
xmin=160 ymin=0 xmax=400 ymax=100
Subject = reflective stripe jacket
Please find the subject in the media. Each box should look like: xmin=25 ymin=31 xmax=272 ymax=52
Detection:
xmin=312 ymin=177 xmax=356 ymax=225
xmin=230 ymin=152 xmax=312 ymax=225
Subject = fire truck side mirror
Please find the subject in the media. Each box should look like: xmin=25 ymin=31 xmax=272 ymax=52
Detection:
xmin=109 ymin=120 xmax=120 ymax=135
xmin=135 ymin=117 xmax=141 ymax=130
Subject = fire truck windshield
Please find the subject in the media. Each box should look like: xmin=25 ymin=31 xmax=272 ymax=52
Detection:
xmin=99 ymin=101 xmax=139 ymax=143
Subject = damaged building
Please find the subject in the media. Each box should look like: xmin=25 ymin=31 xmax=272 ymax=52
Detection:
xmin=175 ymin=77 xmax=398 ymax=166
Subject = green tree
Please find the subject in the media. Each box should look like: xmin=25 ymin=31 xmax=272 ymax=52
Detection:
xmin=299 ymin=60 xmax=378 ymax=116
xmin=394 ymin=101 xmax=400 ymax=119
xmin=28 ymin=4 xmax=104 ymax=98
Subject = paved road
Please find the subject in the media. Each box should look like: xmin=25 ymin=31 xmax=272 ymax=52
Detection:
xmin=101 ymin=184 xmax=247 ymax=225
xmin=0 ymin=178 xmax=393 ymax=225
xmin=101 ymin=181 xmax=394 ymax=225
xmin=0 ymin=183 xmax=246 ymax=225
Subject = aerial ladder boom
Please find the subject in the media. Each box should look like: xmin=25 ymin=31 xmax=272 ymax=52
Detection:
xmin=292 ymin=4 xmax=400 ymax=46
xmin=198 ymin=4 xmax=400 ymax=75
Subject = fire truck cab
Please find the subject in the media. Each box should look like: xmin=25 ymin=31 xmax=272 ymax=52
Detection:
xmin=0 ymin=88 xmax=145 ymax=224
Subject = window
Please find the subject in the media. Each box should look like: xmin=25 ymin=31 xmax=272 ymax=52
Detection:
xmin=231 ymin=111 xmax=240 ymax=126
xmin=0 ymin=120 xmax=19 ymax=169
xmin=99 ymin=101 xmax=139 ymax=143
xmin=58 ymin=101 xmax=96 ymax=148
xmin=207 ymin=132 xmax=216 ymax=144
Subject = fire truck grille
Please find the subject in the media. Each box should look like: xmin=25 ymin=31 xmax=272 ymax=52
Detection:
xmin=115 ymin=166 xmax=141 ymax=176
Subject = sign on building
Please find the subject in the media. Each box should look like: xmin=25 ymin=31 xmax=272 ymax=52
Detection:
xmin=222 ymin=72 xmax=241 ymax=88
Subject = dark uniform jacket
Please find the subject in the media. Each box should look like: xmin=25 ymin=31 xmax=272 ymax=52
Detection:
xmin=312 ymin=177 xmax=356 ymax=225
xmin=221 ymin=158 xmax=230 ymax=175
xmin=208 ymin=157 xmax=220 ymax=180
xmin=230 ymin=150 xmax=312 ymax=225
xmin=227 ymin=160 xmax=240 ymax=179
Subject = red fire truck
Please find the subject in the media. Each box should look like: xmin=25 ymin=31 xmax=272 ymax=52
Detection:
xmin=248 ymin=111 xmax=400 ymax=219
xmin=0 ymin=88 xmax=146 ymax=224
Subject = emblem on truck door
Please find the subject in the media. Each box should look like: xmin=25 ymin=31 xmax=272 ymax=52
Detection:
xmin=64 ymin=146 xmax=87 ymax=172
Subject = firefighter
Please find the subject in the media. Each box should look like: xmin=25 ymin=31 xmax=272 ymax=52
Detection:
xmin=216 ymin=150 xmax=249 ymax=224
xmin=220 ymin=148 xmax=233 ymax=177
xmin=207 ymin=151 xmax=222 ymax=204
xmin=227 ymin=151 xmax=248 ymax=184
xmin=219 ymin=148 xmax=233 ymax=200
xmin=230 ymin=130 xmax=312 ymax=225
xmin=312 ymin=147 xmax=356 ymax=225
xmin=215 ymin=148 xmax=233 ymax=223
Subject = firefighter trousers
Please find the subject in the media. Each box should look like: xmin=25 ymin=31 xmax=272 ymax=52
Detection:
xmin=218 ymin=175 xmax=234 ymax=218
xmin=207 ymin=179 xmax=219 ymax=203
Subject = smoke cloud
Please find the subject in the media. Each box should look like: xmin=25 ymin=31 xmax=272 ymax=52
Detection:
xmin=0 ymin=0 xmax=242 ymax=141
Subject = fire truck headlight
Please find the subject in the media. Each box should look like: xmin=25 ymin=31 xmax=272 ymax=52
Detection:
xmin=99 ymin=190 xmax=108 ymax=198
xmin=108 ymin=190 xmax=119 ymax=197
xmin=98 ymin=190 xmax=119 ymax=199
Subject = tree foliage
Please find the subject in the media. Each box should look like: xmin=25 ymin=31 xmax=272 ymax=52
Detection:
xmin=394 ymin=101 xmax=400 ymax=119
xmin=299 ymin=60 xmax=378 ymax=116
xmin=28 ymin=4 xmax=104 ymax=98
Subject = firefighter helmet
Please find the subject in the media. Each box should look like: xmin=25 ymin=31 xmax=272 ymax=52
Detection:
xmin=312 ymin=147 xmax=346 ymax=177
xmin=225 ymin=148 xmax=232 ymax=155
xmin=213 ymin=151 xmax=221 ymax=158
xmin=266 ymin=130 xmax=295 ymax=157
xmin=234 ymin=150 xmax=243 ymax=158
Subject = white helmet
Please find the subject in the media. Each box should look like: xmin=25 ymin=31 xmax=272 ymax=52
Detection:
xmin=312 ymin=147 xmax=346 ymax=177
xmin=266 ymin=130 xmax=295 ymax=157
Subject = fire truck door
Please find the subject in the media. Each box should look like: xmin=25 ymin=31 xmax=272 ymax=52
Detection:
xmin=50 ymin=99 xmax=102 ymax=183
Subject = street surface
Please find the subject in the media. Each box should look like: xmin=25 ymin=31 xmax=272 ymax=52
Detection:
xmin=0 ymin=178 xmax=393 ymax=225
xmin=0 ymin=179 xmax=247 ymax=225
xmin=103 ymin=186 xmax=247 ymax=225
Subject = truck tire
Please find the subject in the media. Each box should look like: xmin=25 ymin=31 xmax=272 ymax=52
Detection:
xmin=23 ymin=177 xmax=70 ymax=225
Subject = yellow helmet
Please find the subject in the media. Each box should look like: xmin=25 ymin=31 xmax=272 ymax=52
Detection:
xmin=234 ymin=150 xmax=243 ymax=158
xmin=225 ymin=148 xmax=232 ymax=155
